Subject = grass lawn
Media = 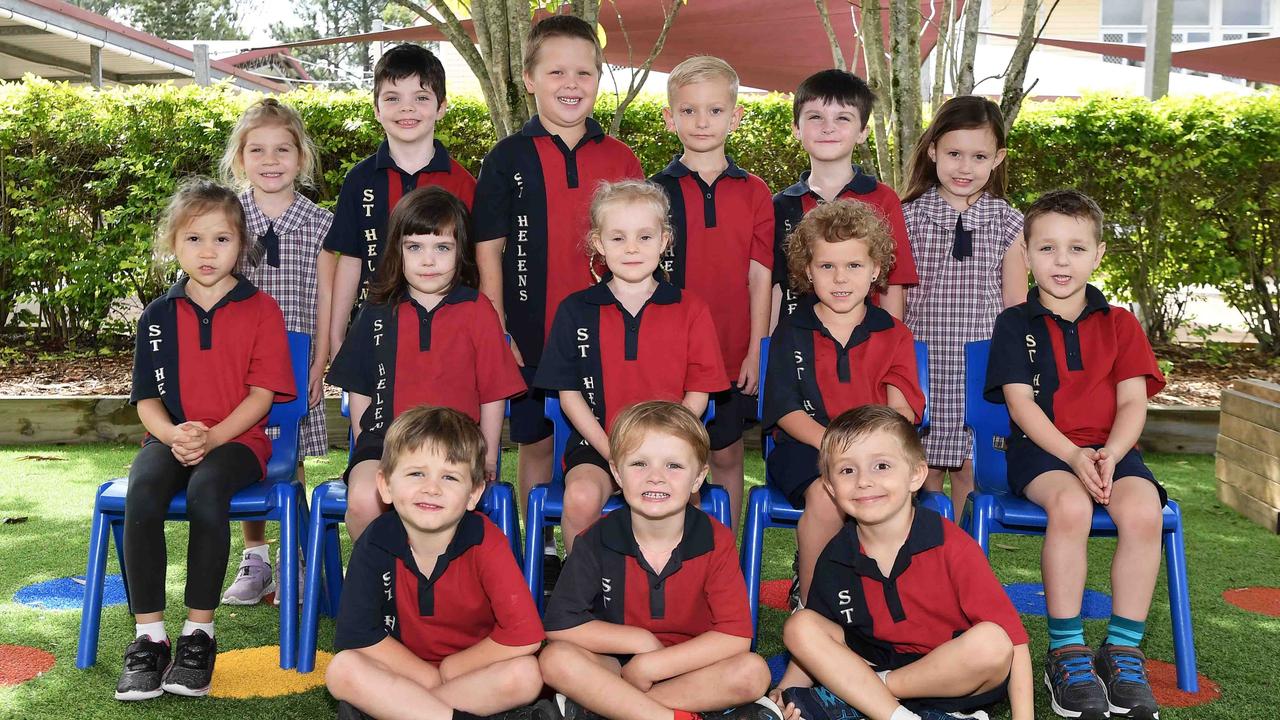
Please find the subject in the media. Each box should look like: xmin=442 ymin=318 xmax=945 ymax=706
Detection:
xmin=1 ymin=445 xmax=1278 ymax=718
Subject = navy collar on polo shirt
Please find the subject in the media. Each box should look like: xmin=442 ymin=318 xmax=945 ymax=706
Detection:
xmin=582 ymin=278 xmax=682 ymax=307
xmin=830 ymin=507 xmax=945 ymax=622
xmin=791 ymin=294 xmax=894 ymax=381
xmin=165 ymin=274 xmax=258 ymax=350
xmin=781 ymin=166 xmax=879 ymax=198
xmin=1026 ymin=284 xmax=1111 ymax=322
xmin=521 ymin=115 xmax=607 ymax=146
xmin=656 ymin=155 xmax=748 ymax=181
xmin=600 ymin=505 xmax=716 ymax=575
xmin=404 ymin=285 xmax=479 ymax=351
xmin=375 ymin=138 xmax=456 ymax=175
xmin=365 ymin=509 xmax=485 ymax=616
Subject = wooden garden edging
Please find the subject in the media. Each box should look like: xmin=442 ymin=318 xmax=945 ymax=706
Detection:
xmin=1216 ymin=380 xmax=1280 ymax=533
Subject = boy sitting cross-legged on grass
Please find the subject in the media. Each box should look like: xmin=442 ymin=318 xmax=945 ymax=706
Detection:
xmin=539 ymin=401 xmax=781 ymax=720
xmin=325 ymin=406 xmax=550 ymax=720
xmin=773 ymin=405 xmax=1032 ymax=720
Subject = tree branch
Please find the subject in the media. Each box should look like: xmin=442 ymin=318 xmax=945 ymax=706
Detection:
xmin=857 ymin=0 xmax=892 ymax=181
xmin=1000 ymin=0 xmax=1061 ymax=127
xmin=607 ymin=0 xmax=683 ymax=135
xmin=954 ymin=0 xmax=982 ymax=94
xmin=814 ymin=0 xmax=846 ymax=69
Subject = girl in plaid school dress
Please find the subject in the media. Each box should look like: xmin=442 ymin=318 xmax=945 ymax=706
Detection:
xmin=218 ymin=98 xmax=334 ymax=605
xmin=901 ymin=96 xmax=1028 ymax=517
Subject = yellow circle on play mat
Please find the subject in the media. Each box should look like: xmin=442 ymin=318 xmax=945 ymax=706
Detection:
xmin=210 ymin=646 xmax=332 ymax=699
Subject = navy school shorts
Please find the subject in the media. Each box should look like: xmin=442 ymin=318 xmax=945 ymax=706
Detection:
xmin=1007 ymin=438 xmax=1167 ymax=507
xmin=509 ymin=365 xmax=553 ymax=444
xmin=343 ymin=431 xmax=384 ymax=482
xmin=708 ymin=388 xmax=758 ymax=451
xmin=765 ymin=440 xmax=822 ymax=509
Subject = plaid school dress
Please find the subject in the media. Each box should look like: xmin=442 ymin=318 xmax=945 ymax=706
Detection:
xmin=239 ymin=190 xmax=333 ymax=457
xmin=904 ymin=187 xmax=1022 ymax=467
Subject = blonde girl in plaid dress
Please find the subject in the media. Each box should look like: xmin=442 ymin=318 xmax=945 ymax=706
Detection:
xmin=218 ymin=98 xmax=334 ymax=604
xmin=902 ymin=96 xmax=1027 ymax=517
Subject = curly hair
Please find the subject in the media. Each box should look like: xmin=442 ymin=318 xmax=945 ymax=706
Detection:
xmin=785 ymin=199 xmax=896 ymax=294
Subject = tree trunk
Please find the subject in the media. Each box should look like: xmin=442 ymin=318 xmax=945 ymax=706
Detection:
xmin=859 ymin=1 xmax=892 ymax=181
xmin=930 ymin=0 xmax=953 ymax=110
xmin=888 ymin=0 xmax=922 ymax=189
xmin=999 ymin=0 xmax=1042 ymax=126
xmin=814 ymin=0 xmax=846 ymax=69
xmin=954 ymin=0 xmax=982 ymax=94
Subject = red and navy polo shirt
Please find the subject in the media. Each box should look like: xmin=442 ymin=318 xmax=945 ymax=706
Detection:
xmin=323 ymin=139 xmax=477 ymax=297
xmin=544 ymin=506 xmax=754 ymax=647
xmin=762 ymin=296 xmax=924 ymax=440
xmin=807 ymin=507 xmax=1029 ymax=666
xmin=474 ymin=116 xmax=644 ymax=366
xmin=773 ymin=168 xmax=918 ymax=319
xmin=984 ymin=284 xmax=1166 ymax=446
xmin=130 ymin=276 xmax=296 ymax=473
xmin=533 ymin=280 xmax=728 ymax=442
xmin=326 ymin=285 xmax=525 ymax=437
xmin=334 ymin=509 xmax=545 ymax=663
xmin=649 ymin=156 xmax=774 ymax=379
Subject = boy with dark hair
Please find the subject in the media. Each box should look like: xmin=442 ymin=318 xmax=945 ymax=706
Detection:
xmin=986 ymin=189 xmax=1166 ymax=720
xmin=773 ymin=68 xmax=917 ymax=324
xmin=775 ymin=405 xmax=1033 ymax=720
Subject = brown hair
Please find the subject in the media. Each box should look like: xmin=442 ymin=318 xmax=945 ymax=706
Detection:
xmin=368 ymin=187 xmax=478 ymax=304
xmin=609 ymin=401 xmax=710 ymax=469
xmin=220 ymin=97 xmax=320 ymax=190
xmin=792 ymin=68 xmax=875 ymax=128
xmin=819 ymin=404 xmax=926 ymax=478
xmin=667 ymin=55 xmax=739 ymax=105
xmin=785 ymin=199 xmax=895 ymax=294
xmin=380 ymin=405 xmax=486 ymax=486
xmin=373 ymin=43 xmax=447 ymax=107
xmin=1024 ymin=189 xmax=1104 ymax=244
xmin=154 ymin=176 xmax=250 ymax=270
xmin=586 ymin=180 xmax=673 ymax=281
xmin=523 ymin=14 xmax=603 ymax=73
xmin=902 ymin=95 xmax=1008 ymax=204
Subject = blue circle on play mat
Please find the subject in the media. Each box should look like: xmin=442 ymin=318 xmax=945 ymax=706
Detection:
xmin=1005 ymin=582 xmax=1111 ymax=619
xmin=14 ymin=575 xmax=127 ymax=610
xmin=767 ymin=652 xmax=790 ymax=685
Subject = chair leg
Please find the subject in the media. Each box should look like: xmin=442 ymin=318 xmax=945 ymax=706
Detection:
xmin=277 ymin=486 xmax=298 ymax=669
xmin=970 ymin=495 xmax=994 ymax=556
xmin=111 ymin=520 xmax=129 ymax=607
xmin=494 ymin=483 xmax=523 ymax=568
xmin=76 ymin=505 xmax=113 ymax=669
xmin=1163 ymin=502 xmax=1198 ymax=693
xmin=299 ymin=488 xmax=329 ymax=674
xmin=523 ymin=486 xmax=548 ymax=615
xmin=323 ymin=521 xmax=343 ymax=616
xmin=959 ymin=493 xmax=974 ymax=533
xmin=739 ymin=487 xmax=770 ymax=650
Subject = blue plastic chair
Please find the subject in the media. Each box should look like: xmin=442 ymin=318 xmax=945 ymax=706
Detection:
xmin=295 ymin=393 xmax=521 ymax=673
xmin=523 ymin=396 xmax=731 ymax=613
xmin=77 ymin=332 xmax=312 ymax=670
xmin=960 ymin=339 xmax=1198 ymax=692
xmin=739 ymin=337 xmax=953 ymax=642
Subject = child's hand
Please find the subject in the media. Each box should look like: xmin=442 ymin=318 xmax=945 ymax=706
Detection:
xmin=620 ymin=652 xmax=662 ymax=692
xmin=1069 ymin=447 xmax=1106 ymax=502
xmin=485 ymin=461 xmax=498 ymax=487
xmin=738 ymin=346 xmax=760 ymax=396
xmin=1094 ymin=448 xmax=1117 ymax=504
xmin=768 ymin=687 xmax=804 ymax=720
xmin=508 ymin=338 xmax=525 ymax=368
xmin=308 ymin=359 xmax=326 ymax=409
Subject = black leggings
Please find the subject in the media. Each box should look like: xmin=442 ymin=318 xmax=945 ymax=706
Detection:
xmin=123 ymin=440 xmax=261 ymax=614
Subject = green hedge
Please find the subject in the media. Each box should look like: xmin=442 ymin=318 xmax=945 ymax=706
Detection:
xmin=2 ymin=78 xmax=1277 ymax=350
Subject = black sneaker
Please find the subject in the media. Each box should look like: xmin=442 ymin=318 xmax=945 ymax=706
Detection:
xmin=780 ymin=686 xmax=866 ymax=720
xmin=543 ymin=552 xmax=563 ymax=600
xmin=706 ymin=697 xmax=785 ymax=720
xmin=114 ymin=635 xmax=170 ymax=701
xmin=336 ymin=700 xmax=375 ymax=719
xmin=491 ymin=699 xmax=559 ymax=720
xmin=1044 ymin=645 xmax=1110 ymax=719
xmin=1095 ymin=645 xmax=1159 ymax=719
xmin=160 ymin=630 xmax=217 ymax=696
xmin=555 ymin=693 xmax=606 ymax=720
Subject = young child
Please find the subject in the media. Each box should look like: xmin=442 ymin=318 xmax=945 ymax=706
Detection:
xmin=116 ymin=178 xmax=296 ymax=701
xmin=774 ymin=405 xmax=1032 ymax=720
xmin=650 ymin=55 xmax=774 ymax=531
xmin=326 ymin=406 xmax=548 ymax=720
xmin=534 ymin=181 xmax=728 ymax=553
xmin=325 ymin=43 xmax=477 ymax=358
xmin=218 ymin=97 xmax=334 ymax=606
xmin=539 ymin=401 xmax=778 ymax=720
xmin=773 ymin=69 xmax=917 ymax=324
xmin=327 ymin=187 xmax=525 ymax=542
xmin=986 ymin=190 xmax=1166 ymax=720
xmin=474 ymin=15 xmax=644 ymax=564
xmin=763 ymin=200 xmax=924 ymax=606
xmin=901 ymin=95 xmax=1027 ymax=519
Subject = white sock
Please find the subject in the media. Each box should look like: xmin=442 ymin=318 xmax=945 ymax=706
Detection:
xmin=889 ymin=707 xmax=921 ymax=720
xmin=243 ymin=544 xmax=270 ymax=563
xmin=876 ymin=669 xmax=891 ymax=685
xmin=135 ymin=621 xmax=166 ymax=642
xmin=182 ymin=620 xmax=215 ymax=638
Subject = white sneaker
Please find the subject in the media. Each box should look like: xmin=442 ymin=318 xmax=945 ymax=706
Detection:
xmin=221 ymin=551 xmax=274 ymax=605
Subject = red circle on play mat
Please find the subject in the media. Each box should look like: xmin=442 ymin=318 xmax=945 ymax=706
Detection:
xmin=760 ymin=579 xmax=791 ymax=611
xmin=0 ymin=645 xmax=55 ymax=686
xmin=1222 ymin=586 xmax=1280 ymax=617
xmin=1146 ymin=658 xmax=1220 ymax=708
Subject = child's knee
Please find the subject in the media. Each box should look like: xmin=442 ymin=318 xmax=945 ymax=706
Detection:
xmin=538 ymin=641 xmax=577 ymax=686
xmin=497 ymin=655 xmax=543 ymax=703
xmin=1044 ymin=487 xmax=1094 ymax=532
xmin=563 ymin=473 xmax=608 ymax=519
xmin=724 ymin=652 xmax=771 ymax=698
xmin=800 ymin=483 xmax=841 ymax=524
xmin=325 ymin=650 xmax=360 ymax=698
xmin=782 ymin=609 xmax=825 ymax=649
xmin=1111 ymin=483 xmax=1163 ymax=539
xmin=966 ymin=622 xmax=1014 ymax=674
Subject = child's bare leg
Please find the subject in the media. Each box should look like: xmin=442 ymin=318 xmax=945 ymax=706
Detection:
xmin=646 ymin=651 xmax=770 ymax=711
xmin=1106 ymin=477 xmax=1163 ymax=622
xmin=432 ymin=656 xmax=543 ymax=714
xmin=241 ymin=520 xmax=267 ymax=548
xmin=540 ymin=641 xmax=671 ymax=720
xmin=923 ymin=467 xmax=946 ymax=494
xmin=797 ymin=481 xmax=844 ymax=602
xmin=948 ymin=460 xmax=974 ymax=518
xmin=784 ymin=609 xmax=900 ymax=720
xmin=709 ymin=439 xmax=745 ymax=531
xmin=1024 ymin=471 xmax=1094 ymax=618
xmin=345 ymin=460 xmax=388 ymax=542
xmin=326 ymin=641 xmax=448 ymax=720
xmin=884 ymin=621 xmax=1013 ymax=700
xmin=518 ymin=437 xmax=554 ymax=520
xmin=561 ymin=465 xmax=613 ymax=555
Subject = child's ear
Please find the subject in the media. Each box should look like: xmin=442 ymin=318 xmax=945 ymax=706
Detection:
xmin=466 ymin=478 xmax=484 ymax=511
xmin=854 ymin=119 xmax=872 ymax=145
xmin=730 ymin=104 xmax=744 ymax=131
xmin=1093 ymin=241 xmax=1107 ymax=269
xmin=691 ymin=463 xmax=709 ymax=493
xmin=927 ymin=142 xmax=937 ymax=164
xmin=908 ymin=461 xmax=928 ymax=494
xmin=608 ymin=462 xmax=624 ymax=487
xmin=522 ymin=70 xmax=536 ymax=95
xmin=436 ymin=97 xmax=449 ymax=116
xmin=375 ymin=469 xmax=393 ymax=506
xmin=993 ymin=147 xmax=1007 ymax=168
xmin=663 ymin=106 xmax=677 ymax=132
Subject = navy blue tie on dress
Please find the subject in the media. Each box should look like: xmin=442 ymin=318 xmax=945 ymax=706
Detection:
xmin=259 ymin=223 xmax=281 ymax=268
xmin=951 ymin=215 xmax=972 ymax=261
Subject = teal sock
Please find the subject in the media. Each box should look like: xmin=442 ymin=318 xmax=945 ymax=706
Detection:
xmin=1105 ymin=615 xmax=1146 ymax=647
xmin=1047 ymin=615 xmax=1085 ymax=650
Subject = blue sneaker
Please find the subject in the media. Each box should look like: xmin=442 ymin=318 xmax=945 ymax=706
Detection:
xmin=779 ymin=686 xmax=866 ymax=720
xmin=1044 ymin=645 xmax=1110 ymax=719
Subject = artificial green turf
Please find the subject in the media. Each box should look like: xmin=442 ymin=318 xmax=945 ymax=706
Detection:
xmin=1 ymin=446 xmax=1277 ymax=718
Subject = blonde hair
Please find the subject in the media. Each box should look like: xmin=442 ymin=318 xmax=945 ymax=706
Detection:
xmin=380 ymin=405 xmax=487 ymax=486
xmin=219 ymin=98 xmax=319 ymax=190
xmin=609 ymin=401 xmax=710 ymax=469
xmin=786 ymin=199 xmax=896 ymax=294
xmin=586 ymin=180 xmax=673 ymax=280
xmin=819 ymin=405 xmax=926 ymax=479
xmin=154 ymin=176 xmax=249 ymax=269
xmin=667 ymin=55 xmax=739 ymax=105
xmin=523 ymin=14 xmax=603 ymax=73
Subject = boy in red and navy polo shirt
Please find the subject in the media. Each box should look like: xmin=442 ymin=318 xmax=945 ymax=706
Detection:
xmin=650 ymin=55 xmax=774 ymax=532
xmin=327 ymin=407 xmax=547 ymax=720
xmin=762 ymin=200 xmax=924 ymax=608
xmin=985 ymin=191 xmax=1166 ymax=720
xmin=775 ymin=406 xmax=1032 ymax=720
xmin=773 ymin=69 xmax=917 ymax=324
xmin=324 ymin=44 xmax=477 ymax=354
xmin=539 ymin=402 xmax=775 ymax=720
xmin=475 ymin=17 xmax=644 ymax=536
